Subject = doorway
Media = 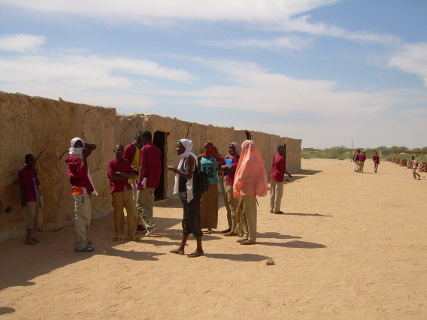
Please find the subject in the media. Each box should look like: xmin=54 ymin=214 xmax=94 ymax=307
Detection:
xmin=153 ymin=131 xmax=168 ymax=201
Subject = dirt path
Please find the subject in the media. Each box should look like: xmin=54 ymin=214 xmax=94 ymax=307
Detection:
xmin=0 ymin=158 xmax=426 ymax=319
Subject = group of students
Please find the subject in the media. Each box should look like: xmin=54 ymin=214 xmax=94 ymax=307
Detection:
xmin=19 ymin=133 xmax=292 ymax=257
xmin=353 ymin=149 xmax=380 ymax=173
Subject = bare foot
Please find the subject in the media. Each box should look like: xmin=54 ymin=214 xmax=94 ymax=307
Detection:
xmin=236 ymin=238 xmax=247 ymax=243
xmin=224 ymin=231 xmax=238 ymax=236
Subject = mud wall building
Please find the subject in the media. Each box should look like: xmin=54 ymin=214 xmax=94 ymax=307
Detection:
xmin=0 ymin=92 xmax=301 ymax=241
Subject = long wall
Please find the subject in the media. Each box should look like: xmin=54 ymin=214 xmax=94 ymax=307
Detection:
xmin=0 ymin=92 xmax=301 ymax=241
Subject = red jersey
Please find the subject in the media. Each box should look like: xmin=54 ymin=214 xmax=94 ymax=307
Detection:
xmin=18 ymin=166 xmax=40 ymax=202
xmin=107 ymin=158 xmax=134 ymax=193
xmin=139 ymin=142 xmax=161 ymax=188
xmin=359 ymin=153 xmax=366 ymax=162
xmin=65 ymin=154 xmax=94 ymax=195
xmin=270 ymin=153 xmax=286 ymax=182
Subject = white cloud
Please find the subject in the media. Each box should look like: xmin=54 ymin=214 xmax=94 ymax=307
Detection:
xmin=0 ymin=34 xmax=45 ymax=52
xmin=0 ymin=54 xmax=195 ymax=89
xmin=204 ymin=36 xmax=313 ymax=51
xmin=389 ymin=42 xmax=427 ymax=87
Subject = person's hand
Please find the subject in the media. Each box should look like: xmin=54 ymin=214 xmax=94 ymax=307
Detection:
xmin=168 ymin=165 xmax=176 ymax=172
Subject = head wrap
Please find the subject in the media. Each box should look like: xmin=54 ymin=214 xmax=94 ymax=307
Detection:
xmin=174 ymin=139 xmax=198 ymax=202
xmin=233 ymin=140 xmax=268 ymax=198
xmin=69 ymin=137 xmax=84 ymax=158
xmin=200 ymin=141 xmax=219 ymax=159
xmin=230 ymin=142 xmax=240 ymax=155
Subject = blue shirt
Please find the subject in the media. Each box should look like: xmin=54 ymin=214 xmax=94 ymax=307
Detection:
xmin=200 ymin=156 xmax=218 ymax=185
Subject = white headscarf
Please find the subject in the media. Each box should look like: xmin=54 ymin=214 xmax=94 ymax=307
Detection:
xmin=69 ymin=137 xmax=84 ymax=159
xmin=68 ymin=137 xmax=98 ymax=195
xmin=173 ymin=139 xmax=198 ymax=202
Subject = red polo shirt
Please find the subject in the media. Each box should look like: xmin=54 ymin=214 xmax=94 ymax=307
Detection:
xmin=18 ymin=166 xmax=40 ymax=202
xmin=107 ymin=158 xmax=134 ymax=193
xmin=270 ymin=153 xmax=286 ymax=182
xmin=65 ymin=153 xmax=94 ymax=195
xmin=139 ymin=142 xmax=161 ymax=188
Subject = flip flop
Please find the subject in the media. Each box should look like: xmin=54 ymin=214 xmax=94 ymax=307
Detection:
xmin=188 ymin=251 xmax=204 ymax=258
xmin=170 ymin=248 xmax=184 ymax=255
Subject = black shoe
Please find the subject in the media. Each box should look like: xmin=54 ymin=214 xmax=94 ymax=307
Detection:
xmin=137 ymin=225 xmax=147 ymax=232
xmin=75 ymin=246 xmax=94 ymax=252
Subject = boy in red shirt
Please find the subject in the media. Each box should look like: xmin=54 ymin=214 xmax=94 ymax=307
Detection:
xmin=107 ymin=144 xmax=140 ymax=241
xmin=65 ymin=137 xmax=97 ymax=252
xmin=270 ymin=145 xmax=292 ymax=214
xmin=18 ymin=154 xmax=42 ymax=245
xmin=358 ymin=151 xmax=367 ymax=173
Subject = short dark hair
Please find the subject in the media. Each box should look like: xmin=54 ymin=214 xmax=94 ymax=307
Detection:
xmin=141 ymin=130 xmax=152 ymax=141
xmin=24 ymin=154 xmax=34 ymax=162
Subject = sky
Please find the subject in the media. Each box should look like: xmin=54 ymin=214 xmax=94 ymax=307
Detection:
xmin=0 ymin=0 xmax=426 ymax=149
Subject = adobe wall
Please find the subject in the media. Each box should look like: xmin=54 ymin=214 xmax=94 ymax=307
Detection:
xmin=0 ymin=92 xmax=301 ymax=241
xmin=0 ymin=92 xmax=115 ymax=241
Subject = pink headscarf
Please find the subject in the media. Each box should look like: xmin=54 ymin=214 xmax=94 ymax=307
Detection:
xmin=233 ymin=140 xmax=268 ymax=198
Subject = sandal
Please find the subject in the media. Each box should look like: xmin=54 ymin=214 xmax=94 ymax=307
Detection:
xmin=170 ymin=248 xmax=184 ymax=255
xmin=236 ymin=238 xmax=247 ymax=243
xmin=240 ymin=240 xmax=255 ymax=245
xmin=188 ymin=250 xmax=204 ymax=258
xmin=126 ymin=235 xmax=140 ymax=241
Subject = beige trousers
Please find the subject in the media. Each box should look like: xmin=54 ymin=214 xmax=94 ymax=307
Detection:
xmin=224 ymin=181 xmax=239 ymax=231
xmin=136 ymin=187 xmax=155 ymax=229
xmin=270 ymin=180 xmax=283 ymax=213
xmin=26 ymin=200 xmax=40 ymax=229
xmin=112 ymin=190 xmax=138 ymax=237
xmin=220 ymin=175 xmax=231 ymax=228
xmin=235 ymin=195 xmax=257 ymax=242
xmin=73 ymin=195 xmax=92 ymax=251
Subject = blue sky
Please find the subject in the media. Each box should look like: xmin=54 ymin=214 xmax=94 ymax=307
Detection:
xmin=0 ymin=0 xmax=426 ymax=149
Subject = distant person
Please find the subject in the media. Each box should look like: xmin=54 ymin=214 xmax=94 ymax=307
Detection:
xmin=358 ymin=151 xmax=366 ymax=173
xmin=412 ymin=156 xmax=421 ymax=180
xmin=353 ymin=149 xmax=360 ymax=172
xmin=233 ymin=140 xmax=268 ymax=245
xmin=65 ymin=137 xmax=97 ymax=252
xmin=137 ymin=130 xmax=161 ymax=236
xmin=198 ymin=141 xmax=225 ymax=234
xmin=221 ymin=142 xmax=241 ymax=236
xmin=270 ymin=145 xmax=292 ymax=214
xmin=373 ymin=151 xmax=380 ymax=173
xmin=18 ymin=154 xmax=42 ymax=245
xmin=107 ymin=144 xmax=140 ymax=241
xmin=123 ymin=131 xmax=144 ymax=201
xmin=168 ymin=139 xmax=204 ymax=258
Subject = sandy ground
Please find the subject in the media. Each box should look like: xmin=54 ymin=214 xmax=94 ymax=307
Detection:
xmin=0 ymin=158 xmax=426 ymax=320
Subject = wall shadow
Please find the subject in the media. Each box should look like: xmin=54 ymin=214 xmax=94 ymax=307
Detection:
xmin=275 ymin=212 xmax=332 ymax=217
xmin=258 ymin=240 xmax=326 ymax=249
xmin=204 ymin=253 xmax=269 ymax=261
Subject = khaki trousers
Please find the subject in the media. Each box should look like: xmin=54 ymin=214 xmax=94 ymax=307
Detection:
xmin=224 ymin=181 xmax=239 ymax=231
xmin=26 ymin=200 xmax=40 ymax=229
xmin=112 ymin=190 xmax=138 ymax=237
xmin=136 ymin=187 xmax=155 ymax=229
xmin=270 ymin=180 xmax=283 ymax=213
xmin=235 ymin=195 xmax=257 ymax=242
xmin=73 ymin=195 xmax=92 ymax=251
xmin=220 ymin=175 xmax=231 ymax=228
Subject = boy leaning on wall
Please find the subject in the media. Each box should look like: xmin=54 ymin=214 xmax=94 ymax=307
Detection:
xmin=18 ymin=154 xmax=43 ymax=245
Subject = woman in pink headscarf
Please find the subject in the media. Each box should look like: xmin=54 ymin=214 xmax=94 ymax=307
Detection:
xmin=233 ymin=140 xmax=268 ymax=245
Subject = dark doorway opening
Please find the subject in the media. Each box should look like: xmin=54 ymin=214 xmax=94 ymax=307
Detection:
xmin=153 ymin=131 xmax=168 ymax=201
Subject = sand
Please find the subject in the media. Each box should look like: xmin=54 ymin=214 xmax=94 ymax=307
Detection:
xmin=0 ymin=158 xmax=426 ymax=319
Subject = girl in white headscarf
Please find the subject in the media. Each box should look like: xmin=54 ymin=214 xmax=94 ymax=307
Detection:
xmin=168 ymin=139 xmax=204 ymax=258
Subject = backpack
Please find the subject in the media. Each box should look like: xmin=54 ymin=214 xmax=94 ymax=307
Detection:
xmin=196 ymin=167 xmax=209 ymax=194
xmin=197 ymin=169 xmax=210 ymax=194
